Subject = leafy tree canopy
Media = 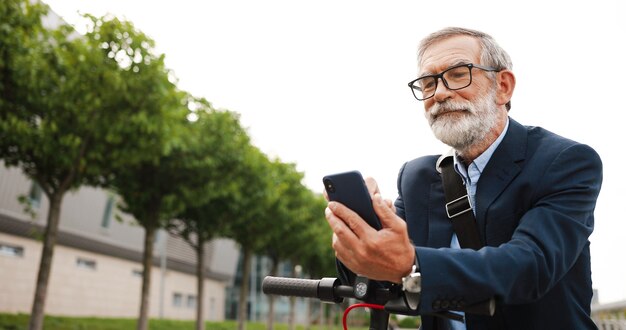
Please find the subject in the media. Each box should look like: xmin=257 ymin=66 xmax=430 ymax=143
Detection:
xmin=0 ymin=8 xmax=177 ymax=195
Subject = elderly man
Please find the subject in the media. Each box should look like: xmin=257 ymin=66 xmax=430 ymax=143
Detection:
xmin=325 ymin=27 xmax=602 ymax=329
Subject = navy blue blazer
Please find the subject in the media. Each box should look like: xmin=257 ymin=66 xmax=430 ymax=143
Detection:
xmin=395 ymin=118 xmax=603 ymax=329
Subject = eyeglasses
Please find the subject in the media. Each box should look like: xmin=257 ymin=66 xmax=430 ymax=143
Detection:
xmin=408 ymin=63 xmax=500 ymax=101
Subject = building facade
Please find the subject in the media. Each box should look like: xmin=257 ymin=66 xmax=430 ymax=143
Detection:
xmin=0 ymin=164 xmax=238 ymax=320
xmin=592 ymin=300 xmax=626 ymax=330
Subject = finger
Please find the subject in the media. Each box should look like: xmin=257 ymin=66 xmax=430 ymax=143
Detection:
xmin=385 ymin=198 xmax=396 ymax=214
xmin=332 ymin=234 xmax=354 ymax=265
xmin=372 ymin=193 xmax=402 ymax=229
xmin=331 ymin=233 xmax=343 ymax=257
xmin=328 ymin=201 xmax=376 ymax=239
xmin=364 ymin=176 xmax=380 ymax=198
xmin=326 ymin=210 xmax=359 ymax=265
xmin=325 ymin=205 xmax=361 ymax=246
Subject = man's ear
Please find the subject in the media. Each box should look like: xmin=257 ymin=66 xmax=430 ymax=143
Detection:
xmin=496 ymin=70 xmax=515 ymax=108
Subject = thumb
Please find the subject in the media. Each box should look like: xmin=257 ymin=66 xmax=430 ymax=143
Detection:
xmin=372 ymin=193 xmax=401 ymax=229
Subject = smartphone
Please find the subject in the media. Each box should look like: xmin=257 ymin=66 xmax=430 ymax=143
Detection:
xmin=323 ymin=170 xmax=381 ymax=230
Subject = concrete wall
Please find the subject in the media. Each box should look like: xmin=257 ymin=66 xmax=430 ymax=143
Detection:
xmin=0 ymin=232 xmax=226 ymax=320
xmin=0 ymin=164 xmax=237 ymax=320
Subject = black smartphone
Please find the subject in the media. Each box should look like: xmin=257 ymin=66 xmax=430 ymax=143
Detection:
xmin=323 ymin=170 xmax=382 ymax=230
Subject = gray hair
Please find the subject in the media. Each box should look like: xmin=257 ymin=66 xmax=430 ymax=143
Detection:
xmin=417 ymin=27 xmax=513 ymax=110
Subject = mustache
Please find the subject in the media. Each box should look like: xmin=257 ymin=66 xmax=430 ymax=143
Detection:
xmin=429 ymin=100 xmax=474 ymax=117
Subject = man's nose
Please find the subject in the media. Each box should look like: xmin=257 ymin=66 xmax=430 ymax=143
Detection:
xmin=432 ymin=79 xmax=454 ymax=103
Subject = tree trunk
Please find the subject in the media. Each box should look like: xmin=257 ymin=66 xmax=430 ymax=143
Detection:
xmin=266 ymin=258 xmax=278 ymax=330
xmin=137 ymin=224 xmax=157 ymax=330
xmin=288 ymin=266 xmax=297 ymax=330
xmin=319 ymin=301 xmax=326 ymax=330
xmin=195 ymin=236 xmax=205 ymax=330
xmin=237 ymin=248 xmax=251 ymax=330
xmin=28 ymin=191 xmax=64 ymax=330
xmin=305 ymin=298 xmax=313 ymax=330
xmin=267 ymin=292 xmax=276 ymax=330
xmin=328 ymin=304 xmax=336 ymax=330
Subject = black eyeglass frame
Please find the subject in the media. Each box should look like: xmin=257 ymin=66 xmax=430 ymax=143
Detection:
xmin=408 ymin=63 xmax=501 ymax=101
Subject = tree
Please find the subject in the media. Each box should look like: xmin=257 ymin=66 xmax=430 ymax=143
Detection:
xmin=110 ymin=104 xmax=187 ymax=330
xmin=1 ymin=4 xmax=173 ymax=329
xmin=85 ymin=15 xmax=184 ymax=330
xmin=303 ymin=195 xmax=337 ymax=279
xmin=168 ymin=103 xmax=253 ymax=330
xmin=284 ymin=193 xmax=335 ymax=330
xmin=111 ymin=94 xmax=258 ymax=330
xmin=261 ymin=171 xmax=323 ymax=330
xmin=300 ymin=196 xmax=337 ymax=330
xmin=219 ymin=147 xmax=277 ymax=330
xmin=263 ymin=161 xmax=311 ymax=277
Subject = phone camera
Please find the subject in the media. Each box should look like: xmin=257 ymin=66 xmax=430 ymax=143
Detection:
xmin=324 ymin=179 xmax=336 ymax=193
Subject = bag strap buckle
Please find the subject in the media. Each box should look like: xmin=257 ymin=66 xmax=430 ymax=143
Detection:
xmin=445 ymin=194 xmax=473 ymax=219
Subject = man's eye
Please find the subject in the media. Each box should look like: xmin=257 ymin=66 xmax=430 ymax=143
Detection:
xmin=420 ymin=79 xmax=436 ymax=91
xmin=445 ymin=67 xmax=470 ymax=81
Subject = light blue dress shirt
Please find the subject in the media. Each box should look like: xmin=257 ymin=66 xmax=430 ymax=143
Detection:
xmin=447 ymin=119 xmax=509 ymax=330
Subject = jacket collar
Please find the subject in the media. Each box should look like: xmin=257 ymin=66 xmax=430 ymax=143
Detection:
xmin=474 ymin=117 xmax=527 ymax=239
xmin=431 ymin=117 xmax=527 ymax=244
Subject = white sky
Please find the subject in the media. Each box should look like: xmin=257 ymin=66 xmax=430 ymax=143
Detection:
xmin=43 ymin=0 xmax=625 ymax=304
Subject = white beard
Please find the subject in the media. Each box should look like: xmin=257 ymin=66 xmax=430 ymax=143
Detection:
xmin=425 ymin=89 xmax=499 ymax=151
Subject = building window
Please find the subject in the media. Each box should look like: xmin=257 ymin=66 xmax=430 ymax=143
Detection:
xmin=173 ymin=293 xmax=183 ymax=307
xmin=101 ymin=196 xmax=115 ymax=228
xmin=0 ymin=243 xmax=24 ymax=257
xmin=187 ymin=295 xmax=197 ymax=309
xmin=76 ymin=257 xmax=96 ymax=270
xmin=28 ymin=182 xmax=43 ymax=208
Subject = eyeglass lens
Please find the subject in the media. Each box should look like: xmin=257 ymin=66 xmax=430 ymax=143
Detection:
xmin=412 ymin=65 xmax=472 ymax=100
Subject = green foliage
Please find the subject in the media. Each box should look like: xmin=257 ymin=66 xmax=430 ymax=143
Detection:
xmin=169 ymin=102 xmax=254 ymax=247
xmin=1 ymin=3 xmax=337 ymax=328
xmin=397 ymin=316 xmax=421 ymax=328
xmin=112 ymin=97 xmax=252 ymax=235
xmin=302 ymin=193 xmax=337 ymax=277
xmin=1 ymin=3 xmax=192 ymax=329
xmin=223 ymin=152 xmax=330 ymax=267
xmin=260 ymin=161 xmax=311 ymax=261
xmin=0 ymin=0 xmax=48 ymax=110
xmin=0 ymin=3 xmax=174 ymax=195
xmin=220 ymin=146 xmax=276 ymax=252
xmin=91 ymin=16 xmax=188 ymax=229
xmin=16 ymin=194 xmax=37 ymax=219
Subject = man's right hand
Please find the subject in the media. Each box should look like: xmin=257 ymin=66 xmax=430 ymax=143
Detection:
xmin=325 ymin=177 xmax=415 ymax=284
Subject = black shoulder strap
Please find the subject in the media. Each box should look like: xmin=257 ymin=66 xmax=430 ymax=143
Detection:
xmin=439 ymin=156 xmax=500 ymax=320
xmin=439 ymin=156 xmax=483 ymax=250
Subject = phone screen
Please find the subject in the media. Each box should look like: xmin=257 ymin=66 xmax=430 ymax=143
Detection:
xmin=323 ymin=170 xmax=381 ymax=230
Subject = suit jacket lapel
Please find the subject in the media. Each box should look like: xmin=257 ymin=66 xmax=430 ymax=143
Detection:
xmin=475 ymin=118 xmax=527 ymax=243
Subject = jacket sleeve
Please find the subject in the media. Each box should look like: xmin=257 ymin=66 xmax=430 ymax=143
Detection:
xmin=394 ymin=161 xmax=409 ymax=221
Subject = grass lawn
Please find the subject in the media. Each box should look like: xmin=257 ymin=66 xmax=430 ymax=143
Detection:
xmin=0 ymin=313 xmax=370 ymax=330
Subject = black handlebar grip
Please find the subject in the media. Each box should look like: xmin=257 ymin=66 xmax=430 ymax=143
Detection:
xmin=262 ymin=276 xmax=320 ymax=298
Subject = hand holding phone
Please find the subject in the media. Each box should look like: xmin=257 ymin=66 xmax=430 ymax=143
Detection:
xmin=323 ymin=170 xmax=382 ymax=230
